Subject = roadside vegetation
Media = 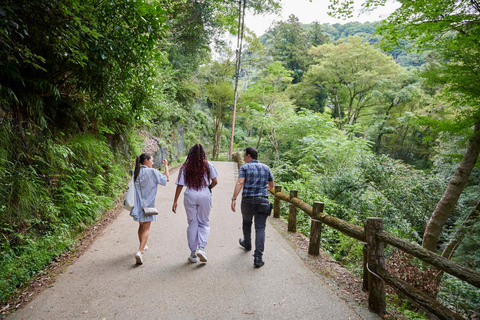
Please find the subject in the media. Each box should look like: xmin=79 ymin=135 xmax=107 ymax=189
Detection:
xmin=0 ymin=0 xmax=279 ymax=305
xmin=1 ymin=0 xmax=479 ymax=318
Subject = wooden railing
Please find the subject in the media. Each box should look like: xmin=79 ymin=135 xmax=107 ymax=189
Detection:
xmin=269 ymin=185 xmax=480 ymax=320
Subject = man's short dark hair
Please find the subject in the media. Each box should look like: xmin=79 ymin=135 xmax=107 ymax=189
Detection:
xmin=245 ymin=147 xmax=258 ymax=160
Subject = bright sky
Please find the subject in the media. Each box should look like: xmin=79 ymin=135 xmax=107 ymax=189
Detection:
xmin=244 ymin=0 xmax=400 ymax=36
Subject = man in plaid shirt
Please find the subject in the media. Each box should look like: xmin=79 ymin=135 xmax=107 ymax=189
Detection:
xmin=231 ymin=147 xmax=274 ymax=268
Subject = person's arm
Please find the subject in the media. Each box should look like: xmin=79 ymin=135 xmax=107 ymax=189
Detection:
xmin=163 ymin=159 xmax=170 ymax=182
xmin=209 ymin=177 xmax=218 ymax=190
xmin=172 ymin=185 xmax=183 ymax=213
xmin=267 ymin=180 xmax=274 ymax=191
xmin=231 ymin=177 xmax=245 ymax=212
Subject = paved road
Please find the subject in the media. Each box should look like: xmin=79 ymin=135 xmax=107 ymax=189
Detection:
xmin=8 ymin=161 xmax=377 ymax=320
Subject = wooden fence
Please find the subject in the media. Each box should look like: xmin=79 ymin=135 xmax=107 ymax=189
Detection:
xmin=270 ymin=185 xmax=480 ymax=320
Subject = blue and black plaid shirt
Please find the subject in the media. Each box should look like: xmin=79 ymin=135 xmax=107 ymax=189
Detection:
xmin=239 ymin=160 xmax=274 ymax=197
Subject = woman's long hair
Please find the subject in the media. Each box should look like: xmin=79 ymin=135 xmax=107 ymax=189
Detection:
xmin=134 ymin=153 xmax=151 ymax=182
xmin=181 ymin=144 xmax=210 ymax=190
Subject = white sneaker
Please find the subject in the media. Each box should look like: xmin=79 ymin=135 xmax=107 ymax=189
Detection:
xmin=135 ymin=252 xmax=143 ymax=265
xmin=197 ymin=248 xmax=207 ymax=263
xmin=188 ymin=253 xmax=198 ymax=263
xmin=143 ymin=245 xmax=148 ymax=254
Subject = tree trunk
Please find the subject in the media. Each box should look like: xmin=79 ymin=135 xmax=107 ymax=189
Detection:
xmin=256 ymin=122 xmax=264 ymax=150
xmin=336 ymin=90 xmax=343 ymax=131
xmin=216 ymin=123 xmax=224 ymax=159
xmin=442 ymin=199 xmax=480 ymax=260
xmin=346 ymin=95 xmax=354 ymax=126
xmin=375 ymin=132 xmax=384 ymax=154
xmin=422 ymin=119 xmax=480 ymax=251
xmin=375 ymin=103 xmax=395 ymax=153
xmin=269 ymin=127 xmax=279 ymax=160
xmin=212 ymin=116 xmax=222 ymax=160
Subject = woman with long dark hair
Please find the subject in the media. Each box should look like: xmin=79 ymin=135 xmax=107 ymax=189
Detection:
xmin=131 ymin=153 xmax=169 ymax=265
xmin=172 ymin=144 xmax=218 ymax=263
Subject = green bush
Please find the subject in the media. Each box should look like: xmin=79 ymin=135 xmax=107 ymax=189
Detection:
xmin=438 ymin=274 xmax=480 ymax=318
xmin=0 ymin=226 xmax=73 ymax=302
xmin=0 ymin=133 xmax=130 ymax=302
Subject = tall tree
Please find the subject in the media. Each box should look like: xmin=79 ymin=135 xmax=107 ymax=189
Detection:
xmin=307 ymin=21 xmax=330 ymax=46
xmin=262 ymin=14 xmax=311 ymax=83
xmin=365 ymin=71 xmax=427 ymax=156
xmin=206 ymin=81 xmax=234 ymax=159
xmin=0 ymin=0 xmax=170 ymax=152
xmin=165 ymin=0 xmax=280 ymax=75
xmin=287 ymin=75 xmax=328 ymax=113
xmin=307 ymin=36 xmax=401 ymax=130
xmin=201 ymin=58 xmax=235 ymax=159
xmin=357 ymin=0 xmax=480 ymax=251
xmin=244 ymin=62 xmax=292 ymax=153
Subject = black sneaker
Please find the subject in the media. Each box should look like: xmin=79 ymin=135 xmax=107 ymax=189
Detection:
xmin=254 ymin=257 xmax=264 ymax=268
xmin=239 ymin=238 xmax=251 ymax=251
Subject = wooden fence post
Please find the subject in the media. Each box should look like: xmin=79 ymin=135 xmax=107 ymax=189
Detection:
xmin=308 ymin=202 xmax=324 ymax=255
xmin=288 ymin=190 xmax=298 ymax=232
xmin=273 ymin=185 xmax=282 ymax=218
xmin=365 ymin=217 xmax=386 ymax=316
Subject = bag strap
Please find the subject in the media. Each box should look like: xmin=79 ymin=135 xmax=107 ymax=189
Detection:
xmin=138 ymin=168 xmax=146 ymax=208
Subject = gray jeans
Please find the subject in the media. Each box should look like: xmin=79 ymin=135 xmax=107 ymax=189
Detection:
xmin=241 ymin=196 xmax=270 ymax=258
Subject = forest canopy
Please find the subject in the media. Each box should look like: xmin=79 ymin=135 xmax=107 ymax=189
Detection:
xmin=1 ymin=0 xmax=479 ymax=317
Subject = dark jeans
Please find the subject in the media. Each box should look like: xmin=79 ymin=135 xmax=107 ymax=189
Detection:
xmin=241 ymin=196 xmax=270 ymax=258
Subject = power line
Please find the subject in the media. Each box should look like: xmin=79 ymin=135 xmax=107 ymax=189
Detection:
xmin=228 ymin=0 xmax=246 ymax=160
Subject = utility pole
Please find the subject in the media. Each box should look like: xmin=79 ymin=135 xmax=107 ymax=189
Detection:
xmin=228 ymin=0 xmax=246 ymax=160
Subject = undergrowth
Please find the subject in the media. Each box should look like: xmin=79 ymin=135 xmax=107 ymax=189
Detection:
xmin=0 ymin=133 xmax=132 ymax=303
xmin=275 ymin=189 xmax=477 ymax=319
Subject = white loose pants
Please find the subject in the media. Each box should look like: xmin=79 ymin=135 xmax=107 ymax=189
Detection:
xmin=183 ymin=188 xmax=212 ymax=252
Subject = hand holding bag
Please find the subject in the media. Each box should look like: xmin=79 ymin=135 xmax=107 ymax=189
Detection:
xmin=139 ymin=171 xmax=158 ymax=216
xmin=123 ymin=175 xmax=135 ymax=212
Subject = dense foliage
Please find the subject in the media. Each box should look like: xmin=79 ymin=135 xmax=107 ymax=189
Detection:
xmin=0 ymin=0 xmax=171 ymax=302
xmin=221 ymin=10 xmax=479 ymax=317
xmin=1 ymin=0 xmax=479 ymax=317
xmin=0 ymin=0 xmax=281 ymax=303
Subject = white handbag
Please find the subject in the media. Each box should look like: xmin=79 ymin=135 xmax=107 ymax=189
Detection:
xmin=123 ymin=175 xmax=135 ymax=212
xmin=142 ymin=207 xmax=158 ymax=215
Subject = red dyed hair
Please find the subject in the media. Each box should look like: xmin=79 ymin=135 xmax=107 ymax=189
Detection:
xmin=181 ymin=144 xmax=210 ymax=191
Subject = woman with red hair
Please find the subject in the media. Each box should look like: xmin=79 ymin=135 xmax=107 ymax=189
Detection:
xmin=172 ymin=144 xmax=218 ymax=263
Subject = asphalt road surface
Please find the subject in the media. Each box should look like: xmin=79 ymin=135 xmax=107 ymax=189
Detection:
xmin=8 ymin=161 xmax=378 ymax=320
